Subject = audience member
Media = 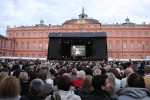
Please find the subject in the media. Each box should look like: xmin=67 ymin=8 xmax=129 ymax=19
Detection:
xmin=45 ymin=75 xmax=81 ymax=100
xmin=116 ymin=73 xmax=150 ymax=100
xmin=20 ymin=78 xmax=45 ymax=100
xmin=144 ymin=65 xmax=150 ymax=91
xmin=0 ymin=76 xmax=21 ymax=100
xmin=86 ymin=75 xmax=113 ymax=100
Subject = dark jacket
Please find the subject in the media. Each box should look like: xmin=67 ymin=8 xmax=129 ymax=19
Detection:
xmin=86 ymin=89 xmax=113 ymax=100
xmin=20 ymin=95 xmax=45 ymax=100
xmin=20 ymin=81 xmax=30 ymax=96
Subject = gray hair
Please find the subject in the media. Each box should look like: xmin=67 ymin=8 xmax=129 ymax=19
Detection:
xmin=29 ymin=78 xmax=44 ymax=95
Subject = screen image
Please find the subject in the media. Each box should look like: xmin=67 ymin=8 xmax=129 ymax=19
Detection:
xmin=71 ymin=45 xmax=86 ymax=57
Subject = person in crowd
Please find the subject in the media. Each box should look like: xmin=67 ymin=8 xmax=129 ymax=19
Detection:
xmin=45 ymin=75 xmax=81 ymax=100
xmin=0 ymin=76 xmax=21 ymax=100
xmin=75 ymin=75 xmax=94 ymax=100
xmin=19 ymin=72 xmax=30 ymax=96
xmin=37 ymin=70 xmax=53 ymax=97
xmin=120 ymin=67 xmax=134 ymax=88
xmin=116 ymin=73 xmax=150 ymax=100
xmin=0 ymin=71 xmax=8 ymax=82
xmin=20 ymin=78 xmax=45 ymax=100
xmin=107 ymin=73 xmax=116 ymax=95
xmin=68 ymin=68 xmax=78 ymax=82
xmin=86 ymin=75 xmax=113 ymax=100
xmin=109 ymin=68 xmax=121 ymax=89
xmin=72 ymin=70 xmax=86 ymax=88
xmin=93 ymin=68 xmax=101 ymax=76
xmin=144 ymin=65 xmax=150 ymax=91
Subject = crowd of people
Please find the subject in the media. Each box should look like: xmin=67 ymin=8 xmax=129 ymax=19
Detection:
xmin=0 ymin=59 xmax=150 ymax=100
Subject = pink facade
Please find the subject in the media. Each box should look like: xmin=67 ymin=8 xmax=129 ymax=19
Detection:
xmin=3 ymin=10 xmax=150 ymax=59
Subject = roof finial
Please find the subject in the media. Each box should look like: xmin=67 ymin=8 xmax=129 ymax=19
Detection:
xmin=82 ymin=7 xmax=84 ymax=13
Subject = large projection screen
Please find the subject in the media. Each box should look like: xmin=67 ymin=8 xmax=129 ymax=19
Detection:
xmin=71 ymin=45 xmax=86 ymax=57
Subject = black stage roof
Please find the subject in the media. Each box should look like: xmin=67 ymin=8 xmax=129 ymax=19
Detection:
xmin=48 ymin=32 xmax=107 ymax=38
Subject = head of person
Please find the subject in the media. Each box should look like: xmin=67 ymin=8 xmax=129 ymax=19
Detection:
xmin=107 ymin=73 xmax=116 ymax=95
xmin=127 ymin=73 xmax=145 ymax=88
xmin=93 ymin=68 xmax=101 ymax=76
xmin=37 ymin=70 xmax=48 ymax=81
xmin=81 ymin=75 xmax=94 ymax=94
xmin=19 ymin=71 xmax=29 ymax=82
xmin=92 ymin=75 xmax=110 ymax=92
xmin=29 ymin=78 xmax=44 ymax=96
xmin=0 ymin=76 xmax=20 ymax=98
xmin=71 ymin=68 xmax=77 ymax=75
xmin=125 ymin=67 xmax=134 ymax=77
xmin=0 ymin=71 xmax=8 ymax=82
xmin=77 ymin=70 xmax=86 ymax=79
xmin=144 ymin=65 xmax=150 ymax=74
xmin=57 ymin=75 xmax=71 ymax=91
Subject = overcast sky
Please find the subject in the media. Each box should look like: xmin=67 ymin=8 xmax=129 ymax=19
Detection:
xmin=0 ymin=0 xmax=150 ymax=36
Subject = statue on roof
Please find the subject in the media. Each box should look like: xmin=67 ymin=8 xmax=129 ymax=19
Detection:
xmin=125 ymin=16 xmax=130 ymax=23
xmin=40 ymin=19 xmax=44 ymax=25
xmin=79 ymin=7 xmax=88 ymax=19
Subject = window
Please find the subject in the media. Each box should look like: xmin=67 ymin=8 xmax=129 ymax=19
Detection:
xmin=21 ymin=43 xmax=24 ymax=49
xmin=16 ymin=43 xmax=18 ymax=49
xmin=32 ymin=54 xmax=35 ymax=57
xmin=39 ymin=44 xmax=42 ymax=49
xmin=108 ymin=43 xmax=112 ymax=49
xmin=145 ymin=43 xmax=149 ymax=49
xmin=138 ymin=31 xmax=141 ymax=36
xmin=14 ymin=54 xmax=17 ymax=57
xmin=145 ymin=31 xmax=149 ymax=36
xmin=116 ymin=43 xmax=119 ymax=49
xmin=40 ymin=32 xmax=42 ymax=37
xmin=123 ymin=32 xmax=126 ymax=36
xmin=123 ymin=55 xmax=127 ymax=59
xmin=123 ymin=43 xmax=127 ymax=49
xmin=138 ymin=55 xmax=142 ymax=59
xmin=33 ymin=43 xmax=36 ymax=49
xmin=1 ymin=41 xmax=3 ymax=48
xmin=130 ymin=55 xmax=134 ymax=59
xmin=4 ymin=42 xmax=6 ymax=48
xmin=46 ymin=32 xmax=49 ymax=36
xmin=38 ymin=54 xmax=42 ymax=58
xmin=138 ymin=43 xmax=142 ymax=49
xmin=22 ymin=32 xmax=25 ymax=36
xmin=130 ymin=31 xmax=134 ymax=36
xmin=108 ymin=31 xmax=112 ymax=36
xmin=130 ymin=43 xmax=134 ymax=49
xmin=116 ymin=31 xmax=119 ymax=36
xmin=21 ymin=54 xmax=23 ymax=57
xmin=26 ymin=54 xmax=29 ymax=57
xmin=10 ymin=42 xmax=13 ymax=49
xmin=10 ymin=33 xmax=12 ymax=37
xmin=27 ymin=43 xmax=30 ymax=49
xmin=33 ymin=32 xmax=36 ymax=37
xmin=45 ymin=43 xmax=48 ymax=49
xmin=16 ymin=33 xmax=19 ymax=37
xmin=28 ymin=32 xmax=30 ymax=37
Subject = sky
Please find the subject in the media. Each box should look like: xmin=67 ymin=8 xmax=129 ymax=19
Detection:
xmin=0 ymin=0 xmax=150 ymax=36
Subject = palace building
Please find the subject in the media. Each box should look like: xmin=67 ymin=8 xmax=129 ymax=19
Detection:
xmin=1 ymin=8 xmax=150 ymax=59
